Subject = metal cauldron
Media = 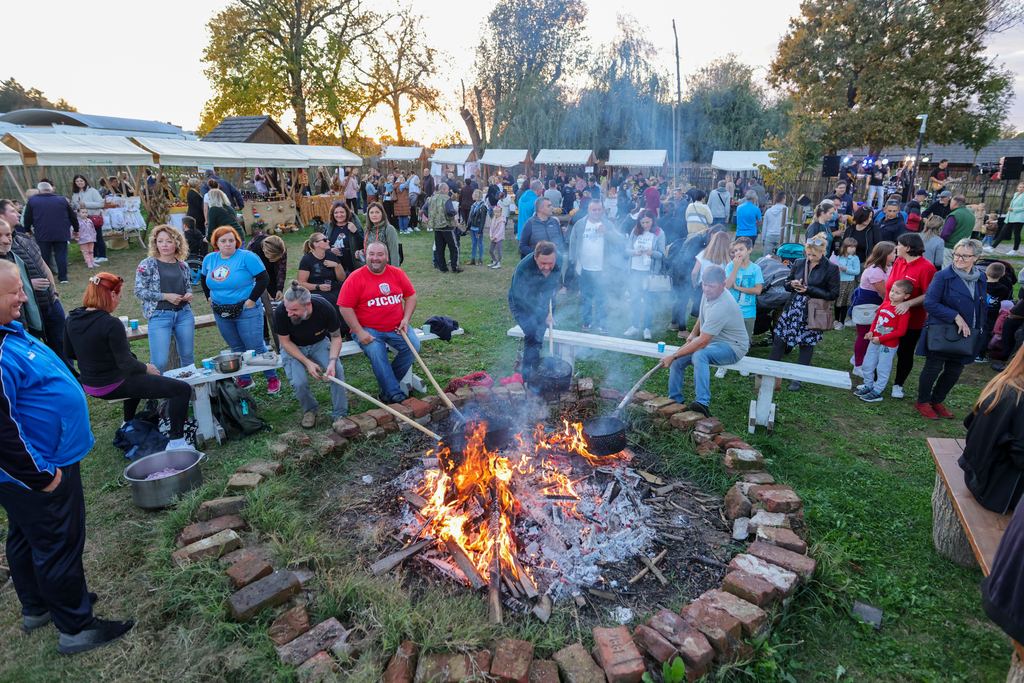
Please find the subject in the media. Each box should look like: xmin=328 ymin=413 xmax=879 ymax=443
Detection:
xmin=122 ymin=449 xmax=206 ymax=510
xmin=211 ymin=352 xmax=242 ymax=374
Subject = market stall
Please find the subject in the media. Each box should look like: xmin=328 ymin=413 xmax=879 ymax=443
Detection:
xmin=380 ymin=146 xmax=429 ymax=175
xmin=291 ymin=144 xmax=363 ymax=224
xmin=479 ymin=149 xmax=533 ymax=181
xmin=606 ymin=150 xmax=668 ymax=175
xmin=533 ymin=149 xmax=596 ymax=178
xmin=429 ymin=147 xmax=478 ymax=179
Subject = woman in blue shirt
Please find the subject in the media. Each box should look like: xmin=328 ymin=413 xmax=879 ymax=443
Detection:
xmin=201 ymin=226 xmax=279 ymax=392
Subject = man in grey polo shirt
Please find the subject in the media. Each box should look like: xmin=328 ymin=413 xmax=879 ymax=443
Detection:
xmin=659 ymin=265 xmax=749 ymax=416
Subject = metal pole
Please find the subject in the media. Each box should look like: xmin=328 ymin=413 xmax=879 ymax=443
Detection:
xmin=673 ymin=19 xmax=681 ymax=188
xmin=911 ymin=115 xmax=927 ymax=196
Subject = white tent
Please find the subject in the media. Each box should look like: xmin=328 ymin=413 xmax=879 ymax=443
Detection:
xmin=227 ymin=143 xmax=311 ymax=167
xmin=0 ymin=141 xmax=21 ymax=166
xmin=293 ymin=144 xmax=362 ymax=166
xmin=3 ymin=131 xmax=154 ymax=166
xmin=131 ymin=137 xmax=244 ymax=167
xmin=534 ymin=149 xmax=595 ymax=166
xmin=478 ymin=149 xmax=532 ymax=167
xmin=430 ymin=148 xmax=477 ymax=165
xmin=381 ymin=145 xmax=428 ymax=162
xmin=711 ymin=151 xmax=776 ymax=171
xmin=606 ymin=150 xmax=667 ymax=168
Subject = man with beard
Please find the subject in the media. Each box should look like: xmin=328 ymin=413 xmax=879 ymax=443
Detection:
xmin=877 ymin=199 xmax=909 ymax=244
xmin=276 ymin=281 xmax=348 ymax=429
xmin=338 ymin=242 xmax=419 ymax=404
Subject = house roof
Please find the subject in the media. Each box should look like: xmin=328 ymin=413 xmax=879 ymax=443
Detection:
xmin=841 ymin=139 xmax=1024 ymax=166
xmin=533 ymin=149 xmax=595 ymax=166
xmin=0 ymin=109 xmax=188 ymax=137
xmin=202 ymin=116 xmax=295 ymax=144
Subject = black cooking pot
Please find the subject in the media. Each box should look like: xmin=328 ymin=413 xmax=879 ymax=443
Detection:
xmin=441 ymin=417 xmax=512 ymax=454
xmin=530 ymin=357 xmax=572 ymax=395
xmin=581 ymin=416 xmax=627 ymax=456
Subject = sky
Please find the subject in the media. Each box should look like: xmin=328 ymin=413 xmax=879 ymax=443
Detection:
xmin=5 ymin=0 xmax=1024 ymax=143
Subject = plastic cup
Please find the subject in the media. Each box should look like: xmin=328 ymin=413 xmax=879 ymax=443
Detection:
xmin=129 ymin=319 xmax=139 ymax=330
xmin=657 ymin=342 xmax=666 ymax=353
xmin=423 ymin=323 xmax=431 ymax=335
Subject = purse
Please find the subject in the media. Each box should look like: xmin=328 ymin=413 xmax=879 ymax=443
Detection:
xmin=851 ymin=303 xmax=879 ymax=326
xmin=645 ymin=273 xmax=672 ymax=292
xmin=89 ymin=214 xmax=104 ymax=229
xmin=926 ymin=322 xmax=977 ymax=357
xmin=804 ymin=261 xmax=834 ymax=332
xmin=212 ymin=301 xmax=245 ymax=319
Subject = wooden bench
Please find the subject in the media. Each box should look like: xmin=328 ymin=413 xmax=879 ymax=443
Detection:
xmin=929 ymin=437 xmax=1024 ymax=680
xmin=507 ymin=326 xmax=852 ymax=434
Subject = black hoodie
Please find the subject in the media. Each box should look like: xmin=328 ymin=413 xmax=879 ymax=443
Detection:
xmin=64 ymin=307 xmax=147 ymax=386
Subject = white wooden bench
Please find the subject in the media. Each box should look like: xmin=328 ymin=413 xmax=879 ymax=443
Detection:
xmin=507 ymin=326 xmax=851 ymax=434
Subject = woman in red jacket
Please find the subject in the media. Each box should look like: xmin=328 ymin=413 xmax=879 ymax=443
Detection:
xmin=884 ymin=233 xmax=936 ymax=399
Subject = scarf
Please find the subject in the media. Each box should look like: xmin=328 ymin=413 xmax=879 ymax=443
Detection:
xmin=953 ymin=265 xmax=981 ymax=327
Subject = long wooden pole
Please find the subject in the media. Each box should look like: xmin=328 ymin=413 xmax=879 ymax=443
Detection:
xmin=325 ymin=376 xmax=441 ymax=440
xmin=5 ymin=166 xmax=26 ymax=202
xmin=398 ymin=329 xmax=466 ymax=422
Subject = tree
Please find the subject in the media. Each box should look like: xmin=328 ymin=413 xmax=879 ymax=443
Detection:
xmin=468 ymin=0 xmax=588 ymax=147
xmin=0 ymin=78 xmax=76 ymax=114
xmin=201 ymin=0 xmax=383 ymax=144
xmin=769 ymin=0 xmax=1015 ymax=155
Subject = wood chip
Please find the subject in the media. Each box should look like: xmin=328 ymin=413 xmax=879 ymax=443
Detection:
xmin=654 ymin=483 xmax=676 ymax=495
xmin=403 ymin=492 xmax=428 ymax=509
xmin=588 ymin=588 xmax=616 ymax=601
xmin=637 ymin=470 xmax=665 ymax=485
xmin=370 ymin=540 xmax=431 ymax=576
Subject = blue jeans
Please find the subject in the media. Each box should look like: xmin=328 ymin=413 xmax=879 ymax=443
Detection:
xmin=578 ymin=269 xmax=607 ymax=328
xmin=627 ymin=270 xmax=658 ymax=329
xmin=147 ymin=306 xmax=196 ymax=372
xmin=282 ymin=338 xmax=348 ymax=419
xmin=668 ymin=341 xmax=740 ymax=407
xmin=212 ymin=300 xmax=277 ymax=383
xmin=356 ymin=327 xmax=420 ymax=401
xmin=399 ymin=216 xmax=409 ymax=232
xmin=470 ymin=228 xmax=484 ymax=260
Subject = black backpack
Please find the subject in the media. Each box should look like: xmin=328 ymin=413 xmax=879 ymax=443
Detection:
xmin=113 ymin=418 xmax=169 ymax=460
xmin=210 ymin=380 xmax=271 ymax=439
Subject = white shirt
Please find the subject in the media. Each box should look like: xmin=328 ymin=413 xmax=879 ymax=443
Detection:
xmin=579 ymin=220 xmax=605 ymax=271
xmin=631 ymin=232 xmax=655 ymax=271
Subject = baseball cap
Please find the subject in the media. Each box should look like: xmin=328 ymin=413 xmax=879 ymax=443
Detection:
xmin=939 ymin=190 xmax=952 ymax=197
xmin=915 ymin=189 xmax=927 ymax=196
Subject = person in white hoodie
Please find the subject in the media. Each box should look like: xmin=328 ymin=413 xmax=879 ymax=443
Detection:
xmin=708 ymin=181 xmax=731 ymax=226
xmin=761 ymin=192 xmax=789 ymax=256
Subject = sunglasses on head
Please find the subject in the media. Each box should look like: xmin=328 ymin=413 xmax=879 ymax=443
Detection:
xmin=808 ymin=239 xmax=825 ymax=246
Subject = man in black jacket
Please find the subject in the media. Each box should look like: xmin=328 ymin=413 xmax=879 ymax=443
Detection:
xmin=876 ymin=199 xmax=909 ymax=244
xmin=21 ymin=183 xmax=76 ymax=284
xmin=201 ymin=170 xmax=245 ymax=210
xmin=519 ymin=198 xmax=565 ymax=257
xmin=922 ymin=190 xmax=953 ymax=221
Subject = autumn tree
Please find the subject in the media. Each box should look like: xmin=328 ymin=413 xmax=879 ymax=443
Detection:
xmin=200 ymin=0 xmax=383 ymax=144
xmin=769 ymin=0 xmax=1015 ymax=155
xmin=0 ymin=78 xmax=76 ymax=113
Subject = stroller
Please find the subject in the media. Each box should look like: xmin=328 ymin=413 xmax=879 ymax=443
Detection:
xmin=753 ymin=255 xmax=794 ymax=344
xmin=775 ymin=243 xmax=805 ymax=267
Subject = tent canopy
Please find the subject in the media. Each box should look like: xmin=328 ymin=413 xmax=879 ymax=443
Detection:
xmin=711 ymin=151 xmax=776 ymax=171
xmin=3 ymin=132 xmax=153 ymax=166
xmin=533 ymin=149 xmax=595 ymax=166
xmin=294 ymin=144 xmax=362 ymax=166
xmin=381 ymin=145 xmax=427 ymax=162
xmin=430 ymin=148 xmax=477 ymax=165
xmin=227 ymin=142 xmax=311 ymax=167
xmin=478 ymin=149 xmax=532 ymax=167
xmin=0 ymin=142 xmax=21 ymax=166
xmin=132 ymin=138 xmax=244 ymax=167
xmin=606 ymin=150 xmax=667 ymax=168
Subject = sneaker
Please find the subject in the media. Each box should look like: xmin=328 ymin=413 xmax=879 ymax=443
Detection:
xmin=854 ymin=385 xmax=873 ymax=396
xmin=915 ymin=402 xmax=939 ymax=419
xmin=301 ymin=411 xmax=316 ymax=429
xmin=891 ymin=385 xmax=904 ymax=399
xmin=859 ymin=391 xmax=883 ymax=402
xmin=668 ymin=323 xmax=679 ymax=331
xmin=677 ymin=330 xmax=688 ymax=338
xmin=596 ymin=327 xmax=609 ymax=335
xmin=688 ymin=401 xmax=710 ymax=417
xmin=1009 ymin=250 xmax=1019 ymax=256
xmin=624 ymin=326 xmax=639 ymax=336
xmin=852 ymin=366 xmax=864 ymax=378
xmin=833 ymin=321 xmax=845 ymax=331
xmin=57 ymin=618 xmax=134 ymax=655
xmin=414 ymin=227 xmax=421 ymax=232
xmin=426 ymin=228 xmax=433 ymax=232
xmin=975 ymin=356 xmax=989 ymax=363
xmin=932 ymin=403 xmax=955 ymax=419
xmin=95 ymin=257 xmax=108 ymax=263
xmin=267 ymin=377 xmax=281 ymax=394
xmin=60 ymin=280 xmax=69 ymax=284
xmin=24 ymin=593 xmax=98 ymax=633
xmin=166 ymin=437 xmax=190 ymax=450
xmin=993 ymin=362 xmax=1007 ymax=371
xmin=715 ymin=367 xmax=727 ymax=379
xmin=983 ymin=245 xmax=995 ymax=253
xmin=452 ymin=267 xmax=464 ymax=273
xmin=643 ymin=328 xmax=652 ymax=340
xmin=491 ymin=263 xmax=501 ymax=269
xmin=788 ymin=380 xmax=802 ymax=392
xmin=235 ymin=378 xmax=254 ymax=389
xmin=845 ymin=321 xmax=857 ymax=329
xmin=581 ymin=325 xmax=591 ymax=332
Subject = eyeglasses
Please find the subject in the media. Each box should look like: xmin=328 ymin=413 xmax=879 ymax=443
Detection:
xmin=953 ymin=253 xmax=976 ymax=261
xmin=807 ymin=239 xmax=825 ymax=246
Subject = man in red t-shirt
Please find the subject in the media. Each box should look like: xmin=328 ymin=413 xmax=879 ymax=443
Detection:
xmin=338 ymin=242 xmax=420 ymax=403
xmin=884 ymin=233 xmax=936 ymax=397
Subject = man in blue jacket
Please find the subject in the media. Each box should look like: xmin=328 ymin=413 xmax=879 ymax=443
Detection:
xmin=508 ymin=241 xmax=562 ymax=386
xmin=201 ymin=170 xmax=245 ymax=210
xmin=21 ymin=182 xmax=76 ymax=283
xmin=0 ymin=261 xmax=133 ymax=653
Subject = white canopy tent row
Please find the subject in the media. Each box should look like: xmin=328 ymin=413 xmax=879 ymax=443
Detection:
xmin=606 ymin=150 xmax=668 ymax=170
xmin=533 ymin=149 xmax=596 ymax=167
xmin=429 ymin=148 xmax=477 ymax=166
xmin=710 ymin=151 xmax=777 ymax=172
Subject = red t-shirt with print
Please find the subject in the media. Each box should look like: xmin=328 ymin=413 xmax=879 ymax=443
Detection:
xmin=886 ymin=256 xmax=936 ymax=330
xmin=337 ymin=265 xmax=415 ymax=330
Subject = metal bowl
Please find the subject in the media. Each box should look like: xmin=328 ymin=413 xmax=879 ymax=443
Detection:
xmin=122 ymin=449 xmax=205 ymax=509
xmin=212 ymin=352 xmax=242 ymax=374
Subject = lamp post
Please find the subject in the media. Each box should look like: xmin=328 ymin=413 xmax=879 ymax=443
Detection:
xmin=911 ymin=114 xmax=928 ymax=196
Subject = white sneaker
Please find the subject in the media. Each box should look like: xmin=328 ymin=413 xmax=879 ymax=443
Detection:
xmin=1009 ymin=250 xmax=1019 ymax=256
xmin=624 ymin=326 xmax=639 ymax=336
xmin=845 ymin=321 xmax=857 ymax=329
xmin=833 ymin=321 xmax=845 ymax=331
xmin=167 ymin=437 xmax=191 ymax=450
xmin=643 ymin=328 xmax=652 ymax=340
xmin=426 ymin=228 xmax=433 ymax=232
xmin=414 ymin=227 xmax=421 ymax=232
xmin=492 ymin=263 xmax=501 ymax=269
xmin=852 ymin=366 xmax=864 ymax=378
xmin=740 ymin=371 xmax=750 ymax=377
xmin=891 ymin=385 xmax=904 ymax=399
xmin=983 ymin=245 xmax=995 ymax=253
xmin=715 ymin=367 xmax=727 ymax=378
xmin=95 ymin=257 xmax=108 ymax=263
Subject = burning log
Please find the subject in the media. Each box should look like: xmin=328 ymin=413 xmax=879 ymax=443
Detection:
xmin=403 ymin=492 xmax=428 ymax=510
xmin=488 ymin=482 xmax=503 ymax=625
xmin=443 ymin=538 xmax=486 ymax=590
xmin=510 ymin=553 xmax=539 ymax=599
xmin=371 ymin=540 xmax=432 ymax=576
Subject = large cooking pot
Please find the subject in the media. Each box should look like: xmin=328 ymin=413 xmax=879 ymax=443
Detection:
xmin=441 ymin=417 xmax=512 ymax=454
xmin=531 ymin=357 xmax=573 ymax=395
xmin=211 ymin=353 xmax=242 ymax=374
xmin=122 ymin=449 xmax=205 ymax=509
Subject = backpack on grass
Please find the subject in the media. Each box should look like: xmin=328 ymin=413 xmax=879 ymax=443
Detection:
xmin=210 ymin=380 xmax=272 ymax=439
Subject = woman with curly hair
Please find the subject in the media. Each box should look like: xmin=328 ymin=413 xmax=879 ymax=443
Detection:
xmin=134 ymin=225 xmax=194 ymax=373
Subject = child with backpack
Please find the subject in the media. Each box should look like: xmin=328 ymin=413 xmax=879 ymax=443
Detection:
xmin=830 ymin=237 xmax=861 ymax=328
xmin=856 ymin=279 xmax=914 ymax=402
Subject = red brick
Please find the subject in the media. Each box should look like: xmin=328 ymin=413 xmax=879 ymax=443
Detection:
xmin=403 ymin=397 xmax=433 ymax=417
xmin=680 ymin=600 xmax=743 ymax=661
xmin=278 ymin=430 xmax=312 ymax=446
xmin=422 ymin=395 xmax=444 ymax=410
xmin=552 ymin=643 xmax=605 ymax=683
xmin=632 ymin=624 xmax=679 ymax=664
xmin=696 ymin=589 xmax=769 ymax=639
xmin=577 ymin=378 xmax=595 ymax=395
xmin=658 ymin=402 xmax=687 ymax=418
xmin=470 ymin=385 xmax=492 ymax=402
xmin=721 ymin=569 xmax=779 ymax=608
xmin=694 ymin=417 xmax=723 ymax=434
xmin=755 ymin=526 xmax=808 ymax=554
xmin=229 ymin=570 xmax=301 ymax=622
xmin=269 ymin=605 xmax=310 ymax=646
xmin=367 ymin=408 xmax=394 ymax=425
xmin=349 ymin=413 xmax=377 ymax=432
xmin=490 ymin=386 xmax=510 ymax=401
xmin=413 ymin=652 xmax=492 ymax=683
xmin=724 ymin=483 xmax=752 ymax=520
xmin=454 ymin=387 xmax=475 ymax=404
xmin=731 ymin=441 xmax=755 ymax=451
xmin=332 ymin=417 xmax=361 ymax=438
xmin=749 ymin=485 xmax=802 ymax=513
xmin=747 ymin=541 xmax=816 ymax=581
xmin=389 ymin=402 xmax=415 ymax=419
xmin=643 ymin=396 xmax=675 ymax=413
xmin=717 ymin=433 xmax=745 ymax=450
xmin=226 ymin=472 xmax=262 ymax=491
xmin=692 ymin=430 xmax=716 ymax=445
xmin=326 ymin=432 xmax=348 ymax=452
xmin=728 ymin=553 xmax=799 ymax=597
xmin=226 ymin=556 xmax=272 ymax=588
xmin=237 ymin=460 xmax=284 ymax=477
xmin=645 ymin=609 xmax=715 ymax=672
xmin=592 ymin=626 xmax=645 ymax=683
xmin=430 ymin=407 xmax=450 ymax=423
xmin=599 ymin=387 xmax=621 ymax=400
xmin=172 ymin=529 xmax=241 ymax=566
xmin=197 ymin=495 xmax=246 ymax=521
xmin=445 ymin=390 xmax=464 ymax=406
xmin=219 ymin=545 xmax=275 ymax=567
xmin=178 ymin=514 xmax=246 ymax=547
xmin=384 ymin=641 xmax=419 ymax=683
xmin=506 ymin=383 xmax=526 ymax=401
xmin=528 ymin=660 xmax=558 ymax=683
xmin=297 ymin=651 xmax=337 ymax=682
xmin=722 ymin=448 xmax=766 ymax=472
xmin=670 ymin=410 xmax=704 ymax=431
xmin=695 ymin=441 xmax=718 ymax=457
xmin=631 ymin=389 xmax=657 ymax=404
xmin=491 ymin=638 xmax=534 ymax=683
xmin=277 ymin=617 xmax=347 ymax=666
xmin=742 ymin=472 xmax=775 ymax=484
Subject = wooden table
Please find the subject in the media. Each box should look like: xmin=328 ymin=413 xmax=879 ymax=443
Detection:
xmin=299 ymin=196 xmax=345 ymax=225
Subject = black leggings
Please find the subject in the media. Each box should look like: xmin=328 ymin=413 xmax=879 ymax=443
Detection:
xmin=769 ymin=336 xmax=816 ymax=366
xmin=893 ymin=328 xmax=923 ymax=387
xmin=102 ymin=373 xmax=191 ymax=439
xmin=916 ymin=356 xmax=965 ymax=405
xmin=993 ymin=222 xmax=1024 ymax=250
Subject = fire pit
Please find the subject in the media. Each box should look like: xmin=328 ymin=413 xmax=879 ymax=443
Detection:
xmin=376 ymin=401 xmax=731 ymax=624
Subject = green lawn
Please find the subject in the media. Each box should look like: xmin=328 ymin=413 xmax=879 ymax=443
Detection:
xmin=0 ymin=227 xmax=1016 ymax=682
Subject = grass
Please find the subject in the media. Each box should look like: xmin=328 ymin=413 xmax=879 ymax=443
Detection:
xmin=0 ymin=226 xmax=1018 ymax=682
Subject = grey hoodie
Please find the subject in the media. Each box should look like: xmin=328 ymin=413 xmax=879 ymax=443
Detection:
xmin=762 ymin=204 xmax=788 ymax=240
xmin=708 ymin=187 xmax=731 ymax=219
